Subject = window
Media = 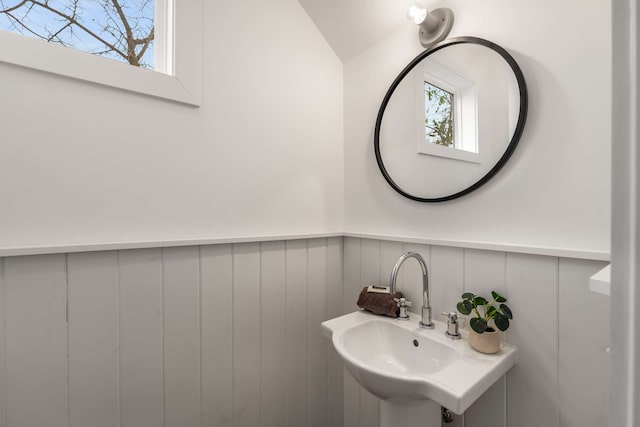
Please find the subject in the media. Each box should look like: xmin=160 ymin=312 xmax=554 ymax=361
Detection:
xmin=415 ymin=61 xmax=479 ymax=163
xmin=0 ymin=0 xmax=200 ymax=105
xmin=424 ymin=81 xmax=454 ymax=148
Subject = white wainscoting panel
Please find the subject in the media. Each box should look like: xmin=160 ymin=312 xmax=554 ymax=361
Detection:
xmin=67 ymin=251 xmax=119 ymax=427
xmin=558 ymin=258 xmax=610 ymax=427
xmin=505 ymin=253 xmax=559 ymax=427
xmin=4 ymin=254 xmax=68 ymax=427
xmin=0 ymin=236 xmax=609 ymax=427
xmin=200 ymin=244 xmax=233 ymax=427
xmin=260 ymin=240 xmax=287 ymax=427
xmin=308 ymin=239 xmax=328 ymax=427
xmin=0 ymin=238 xmax=344 ymax=427
xmin=342 ymin=238 xmax=362 ymax=427
xmin=285 ymin=239 xmax=309 ymax=427
xmin=462 ymin=249 xmax=507 ymax=427
xmin=358 ymin=239 xmax=381 ymax=427
xmin=326 ymin=237 xmax=345 ymax=426
xmin=232 ymin=242 xmax=261 ymax=426
xmin=162 ymin=246 xmax=201 ymax=427
xmin=430 ymin=245 xmax=464 ymax=319
xmin=118 ymin=249 xmax=163 ymax=427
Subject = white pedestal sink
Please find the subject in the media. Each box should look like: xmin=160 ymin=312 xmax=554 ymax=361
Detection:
xmin=322 ymin=310 xmax=517 ymax=427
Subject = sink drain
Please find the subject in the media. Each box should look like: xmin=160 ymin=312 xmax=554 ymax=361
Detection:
xmin=413 ymin=339 xmax=419 ymax=347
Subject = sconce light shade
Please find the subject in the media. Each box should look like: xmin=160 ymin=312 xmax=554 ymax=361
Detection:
xmin=410 ymin=7 xmax=454 ymax=48
xmin=407 ymin=4 xmax=428 ymax=25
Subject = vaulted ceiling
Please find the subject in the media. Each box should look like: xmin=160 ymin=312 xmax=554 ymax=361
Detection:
xmin=297 ymin=0 xmax=419 ymax=62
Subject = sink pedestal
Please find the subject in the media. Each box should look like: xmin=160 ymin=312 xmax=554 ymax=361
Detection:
xmin=380 ymin=400 xmax=441 ymax=427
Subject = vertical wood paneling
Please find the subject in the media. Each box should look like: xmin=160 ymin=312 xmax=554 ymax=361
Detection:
xmin=505 ymin=253 xmax=559 ymax=427
xmin=463 ymin=249 xmax=507 ymax=296
xmin=343 ymin=368 xmax=361 ymax=427
xmin=430 ymin=245 xmax=464 ymax=318
xmin=326 ymin=237 xmax=344 ymax=426
xmin=463 ymin=249 xmax=507 ymax=427
xmin=358 ymin=387 xmax=380 ymax=427
xmin=232 ymin=242 xmax=261 ymax=426
xmin=0 ymin=259 xmax=5 ymax=427
xmin=260 ymin=241 xmax=286 ymax=427
xmin=200 ymin=244 xmax=233 ymax=427
xmin=343 ymin=237 xmax=363 ymax=313
xmin=359 ymin=239 xmax=381 ymax=427
xmin=342 ymin=237 xmax=361 ymax=426
xmin=558 ymin=258 xmax=609 ymax=427
xmin=360 ymin=238 xmax=382 ymax=286
xmin=118 ymin=249 xmax=163 ymax=427
xmin=466 ymin=380 xmax=506 ymax=427
xmin=308 ymin=239 xmax=328 ymax=427
xmin=67 ymin=251 xmax=118 ymax=427
xmin=0 ymin=237 xmax=612 ymax=427
xmin=285 ymin=239 xmax=309 ymax=427
xmin=163 ymin=246 xmax=201 ymax=427
xmin=401 ymin=243 xmax=430 ymax=315
xmin=380 ymin=240 xmax=404 ymax=293
xmin=5 ymin=254 xmax=68 ymax=427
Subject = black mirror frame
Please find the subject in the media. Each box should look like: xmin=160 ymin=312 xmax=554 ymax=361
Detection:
xmin=374 ymin=36 xmax=528 ymax=203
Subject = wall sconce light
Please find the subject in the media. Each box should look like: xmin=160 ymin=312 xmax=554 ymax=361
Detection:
xmin=407 ymin=4 xmax=454 ymax=48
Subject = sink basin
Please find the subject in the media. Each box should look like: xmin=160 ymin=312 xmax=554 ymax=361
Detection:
xmin=322 ymin=310 xmax=517 ymax=414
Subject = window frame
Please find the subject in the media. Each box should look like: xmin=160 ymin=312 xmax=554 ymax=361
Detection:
xmin=0 ymin=0 xmax=201 ymax=106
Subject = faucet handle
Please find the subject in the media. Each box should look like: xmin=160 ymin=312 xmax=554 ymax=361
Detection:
xmin=394 ymin=298 xmax=412 ymax=320
xmin=394 ymin=297 xmax=412 ymax=307
xmin=442 ymin=311 xmax=458 ymax=321
xmin=441 ymin=312 xmax=465 ymax=339
xmin=441 ymin=311 xmax=465 ymax=324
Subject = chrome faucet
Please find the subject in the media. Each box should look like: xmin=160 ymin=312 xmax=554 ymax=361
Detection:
xmin=389 ymin=252 xmax=435 ymax=328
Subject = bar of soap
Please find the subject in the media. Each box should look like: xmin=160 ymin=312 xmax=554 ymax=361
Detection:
xmin=357 ymin=286 xmax=401 ymax=317
xmin=367 ymin=285 xmax=390 ymax=294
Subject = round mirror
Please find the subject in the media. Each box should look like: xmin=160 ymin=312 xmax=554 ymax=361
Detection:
xmin=374 ymin=37 xmax=528 ymax=202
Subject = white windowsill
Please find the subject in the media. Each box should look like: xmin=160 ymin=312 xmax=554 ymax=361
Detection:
xmin=0 ymin=0 xmax=201 ymax=106
xmin=417 ymin=142 xmax=482 ymax=164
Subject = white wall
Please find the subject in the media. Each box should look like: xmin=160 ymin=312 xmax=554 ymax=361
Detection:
xmin=344 ymin=0 xmax=611 ymax=254
xmin=0 ymin=0 xmax=344 ymax=250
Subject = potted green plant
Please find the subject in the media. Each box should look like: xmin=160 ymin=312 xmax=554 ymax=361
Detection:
xmin=456 ymin=291 xmax=513 ymax=354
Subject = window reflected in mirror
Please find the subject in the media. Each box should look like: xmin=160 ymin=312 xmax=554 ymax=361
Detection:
xmin=424 ymin=81 xmax=454 ymax=147
xmin=415 ymin=59 xmax=479 ymax=163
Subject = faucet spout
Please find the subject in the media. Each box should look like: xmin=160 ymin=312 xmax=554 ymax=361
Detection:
xmin=389 ymin=252 xmax=435 ymax=328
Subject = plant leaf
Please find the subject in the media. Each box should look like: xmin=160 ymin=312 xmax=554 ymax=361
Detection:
xmin=457 ymin=300 xmax=472 ymax=315
xmin=461 ymin=292 xmax=475 ymax=300
xmin=486 ymin=305 xmax=497 ymax=318
xmin=491 ymin=291 xmax=507 ymax=303
xmin=500 ymin=304 xmax=513 ymax=319
xmin=473 ymin=296 xmax=488 ymax=306
xmin=494 ymin=314 xmax=510 ymax=331
xmin=470 ymin=317 xmax=488 ymax=334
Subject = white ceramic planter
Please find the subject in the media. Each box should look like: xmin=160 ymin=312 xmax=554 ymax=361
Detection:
xmin=469 ymin=328 xmax=501 ymax=354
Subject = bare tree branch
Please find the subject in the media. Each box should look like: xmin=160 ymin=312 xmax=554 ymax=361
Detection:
xmin=135 ymin=25 xmax=153 ymax=62
xmin=0 ymin=0 xmax=155 ymax=67
xmin=0 ymin=1 xmax=29 ymax=14
xmin=28 ymin=0 xmax=127 ymax=61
